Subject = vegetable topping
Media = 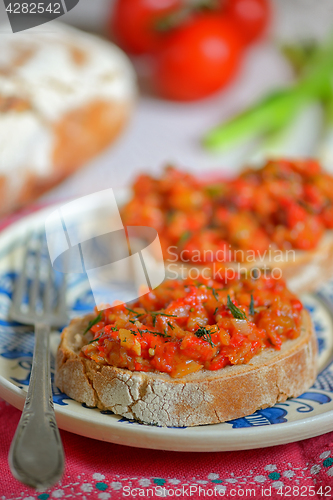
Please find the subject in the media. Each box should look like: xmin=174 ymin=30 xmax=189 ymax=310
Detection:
xmin=80 ymin=273 xmax=303 ymax=378
xmin=121 ymin=159 xmax=333 ymax=262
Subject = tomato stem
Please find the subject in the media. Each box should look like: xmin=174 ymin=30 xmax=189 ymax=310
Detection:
xmin=155 ymin=0 xmax=220 ymax=32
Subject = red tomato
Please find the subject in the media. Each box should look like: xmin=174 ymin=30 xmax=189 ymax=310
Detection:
xmin=110 ymin=0 xmax=181 ymax=55
xmin=223 ymin=0 xmax=270 ymax=44
xmin=153 ymin=13 xmax=243 ymax=101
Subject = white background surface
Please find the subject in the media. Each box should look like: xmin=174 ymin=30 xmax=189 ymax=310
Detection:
xmin=1 ymin=0 xmax=333 ymax=202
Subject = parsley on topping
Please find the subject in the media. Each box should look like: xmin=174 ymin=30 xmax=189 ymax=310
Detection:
xmin=178 ymin=230 xmax=192 ymax=245
xmin=167 ymin=321 xmax=175 ymax=330
xmin=83 ymin=312 xmax=102 ymax=335
xmin=125 ymin=306 xmax=144 ymax=317
xmin=138 ymin=328 xmax=170 ymax=338
xmin=227 ymin=295 xmax=247 ymax=320
xmin=203 ymin=284 xmax=223 ymax=301
xmin=151 ymin=312 xmax=177 ymax=317
xmin=214 ymin=307 xmax=218 ymax=315
xmin=194 ymin=326 xmax=216 ymax=347
xmin=151 ymin=311 xmax=177 ymax=327
xmin=249 ymin=294 xmax=255 ymax=316
xmin=88 ymin=334 xmax=103 ymax=344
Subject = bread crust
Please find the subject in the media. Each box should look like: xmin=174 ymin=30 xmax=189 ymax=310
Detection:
xmin=0 ymin=23 xmax=136 ymax=215
xmin=13 ymin=99 xmax=132 ymax=212
xmin=55 ymin=310 xmax=317 ymax=427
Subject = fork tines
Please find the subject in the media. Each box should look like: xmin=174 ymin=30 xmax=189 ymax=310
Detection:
xmin=11 ymin=232 xmax=67 ymax=327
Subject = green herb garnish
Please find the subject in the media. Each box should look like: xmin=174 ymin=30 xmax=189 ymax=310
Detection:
xmin=125 ymin=306 xmax=144 ymax=317
xmin=178 ymin=230 xmax=192 ymax=246
xmin=167 ymin=321 xmax=175 ymax=330
xmin=151 ymin=312 xmax=177 ymax=317
xmin=138 ymin=328 xmax=170 ymax=338
xmin=206 ymin=285 xmax=222 ymax=301
xmin=194 ymin=326 xmax=216 ymax=348
xmin=88 ymin=334 xmax=103 ymax=344
xmin=83 ymin=312 xmax=102 ymax=335
xmin=227 ymin=295 xmax=247 ymax=320
xmin=249 ymin=294 xmax=255 ymax=316
xmin=214 ymin=307 xmax=218 ymax=315
xmin=151 ymin=311 xmax=177 ymax=326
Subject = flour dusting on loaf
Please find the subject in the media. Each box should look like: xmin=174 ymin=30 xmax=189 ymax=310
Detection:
xmin=0 ymin=22 xmax=136 ymax=213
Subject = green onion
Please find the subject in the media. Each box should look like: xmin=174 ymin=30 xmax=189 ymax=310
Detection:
xmin=203 ymin=36 xmax=333 ymax=152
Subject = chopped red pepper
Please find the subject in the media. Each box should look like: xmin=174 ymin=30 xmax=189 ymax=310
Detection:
xmin=80 ymin=274 xmax=303 ymax=378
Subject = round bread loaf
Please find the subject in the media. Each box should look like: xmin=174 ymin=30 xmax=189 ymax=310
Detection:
xmin=0 ymin=22 xmax=136 ymax=214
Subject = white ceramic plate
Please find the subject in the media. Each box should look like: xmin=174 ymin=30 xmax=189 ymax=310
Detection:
xmin=1 ymin=206 xmax=333 ymax=452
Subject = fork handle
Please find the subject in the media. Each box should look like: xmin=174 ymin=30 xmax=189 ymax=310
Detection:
xmin=8 ymin=323 xmax=65 ymax=489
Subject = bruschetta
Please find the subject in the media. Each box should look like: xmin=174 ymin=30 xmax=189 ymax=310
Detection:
xmin=121 ymin=159 xmax=333 ymax=293
xmin=56 ymin=274 xmax=317 ymax=427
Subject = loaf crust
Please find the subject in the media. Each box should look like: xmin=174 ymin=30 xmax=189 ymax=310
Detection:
xmin=55 ymin=310 xmax=317 ymax=427
xmin=0 ymin=23 xmax=136 ymax=215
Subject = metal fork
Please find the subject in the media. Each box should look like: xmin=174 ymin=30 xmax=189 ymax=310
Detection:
xmin=8 ymin=232 xmax=67 ymax=490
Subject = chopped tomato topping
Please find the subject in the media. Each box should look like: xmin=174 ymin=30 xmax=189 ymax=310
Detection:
xmin=121 ymin=160 xmax=332 ymax=261
xmin=80 ymin=274 xmax=303 ymax=378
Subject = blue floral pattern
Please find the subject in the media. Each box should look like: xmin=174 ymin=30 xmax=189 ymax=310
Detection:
xmin=1 ymin=266 xmax=333 ymax=429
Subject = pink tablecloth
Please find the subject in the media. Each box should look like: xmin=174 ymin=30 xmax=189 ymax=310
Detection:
xmin=1 ymin=399 xmax=333 ymax=499
xmin=0 ymin=207 xmax=333 ymax=499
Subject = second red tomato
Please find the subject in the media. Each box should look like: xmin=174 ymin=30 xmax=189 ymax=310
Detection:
xmin=223 ymin=0 xmax=271 ymax=44
xmin=110 ymin=0 xmax=181 ymax=55
xmin=153 ymin=14 xmax=243 ymax=101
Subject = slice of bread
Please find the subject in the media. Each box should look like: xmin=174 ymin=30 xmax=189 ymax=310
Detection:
xmin=55 ymin=310 xmax=317 ymax=427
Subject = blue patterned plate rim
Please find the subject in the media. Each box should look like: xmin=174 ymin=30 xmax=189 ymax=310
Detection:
xmin=0 ymin=205 xmax=333 ymax=452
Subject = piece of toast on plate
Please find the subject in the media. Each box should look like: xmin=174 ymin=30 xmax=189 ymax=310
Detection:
xmin=56 ymin=275 xmax=317 ymax=427
xmin=120 ymin=160 xmax=333 ymax=294
xmin=0 ymin=22 xmax=136 ymax=214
